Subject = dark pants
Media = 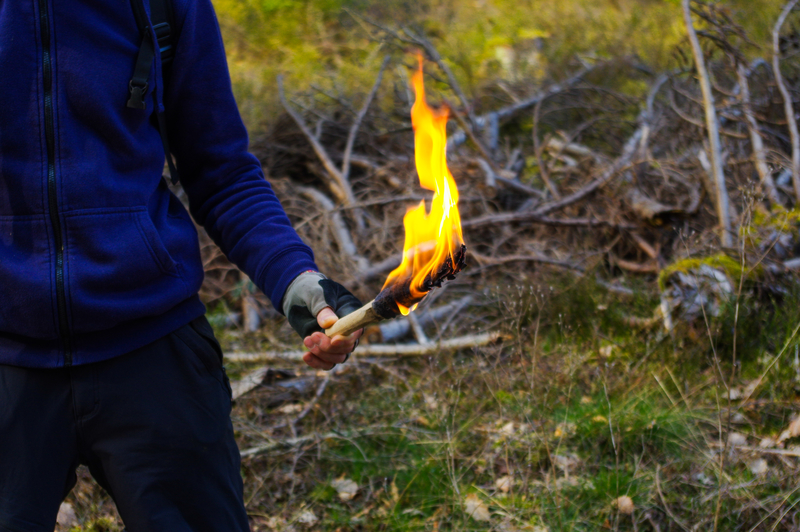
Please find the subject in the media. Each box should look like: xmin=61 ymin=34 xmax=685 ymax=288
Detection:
xmin=0 ymin=317 xmax=251 ymax=532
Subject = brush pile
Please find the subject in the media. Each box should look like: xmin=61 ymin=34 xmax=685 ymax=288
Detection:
xmin=195 ymin=2 xmax=800 ymax=339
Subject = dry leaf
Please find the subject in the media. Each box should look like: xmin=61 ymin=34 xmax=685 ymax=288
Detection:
xmin=423 ymin=393 xmax=439 ymax=410
xmin=390 ymin=480 xmax=400 ymax=503
xmin=599 ymin=345 xmax=614 ymax=358
xmin=297 ymin=509 xmax=318 ymax=526
xmin=614 ymin=495 xmax=634 ymax=515
xmin=759 ymin=437 xmax=777 ymax=449
xmin=580 ymin=396 xmax=593 ymax=404
xmin=56 ymin=502 xmax=78 ymax=528
xmin=277 ymin=403 xmax=303 ymax=415
xmin=331 ymin=477 xmax=359 ymax=501
xmin=592 ymin=415 xmax=607 ymax=423
xmin=552 ymin=454 xmax=580 ymax=472
xmin=777 ymin=416 xmax=800 ymax=444
xmin=749 ymin=458 xmax=769 ymax=476
xmin=499 ymin=422 xmax=516 ymax=436
xmin=728 ymin=432 xmax=747 ymax=446
xmin=495 ymin=475 xmax=513 ymax=493
xmin=464 ymin=493 xmax=491 ymax=522
xmin=265 ymin=516 xmax=287 ymax=530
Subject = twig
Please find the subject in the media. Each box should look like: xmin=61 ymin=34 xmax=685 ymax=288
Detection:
xmin=468 ymin=250 xmax=584 ymax=273
xmin=463 ymin=211 xmax=635 ymax=230
xmin=342 ymin=55 xmax=390 ymax=184
xmin=773 ymin=0 xmax=800 ymax=201
xmin=240 ymin=426 xmax=391 ymax=458
xmin=291 ymin=371 xmax=333 ymax=427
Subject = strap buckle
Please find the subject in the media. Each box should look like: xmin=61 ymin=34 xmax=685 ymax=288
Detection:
xmin=126 ymin=81 xmax=148 ymax=110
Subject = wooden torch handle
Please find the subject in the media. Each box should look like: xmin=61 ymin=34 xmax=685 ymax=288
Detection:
xmin=325 ymin=299 xmax=381 ymax=337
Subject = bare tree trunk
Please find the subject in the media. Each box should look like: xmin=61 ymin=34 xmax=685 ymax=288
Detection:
xmin=682 ymin=0 xmax=732 ymax=247
xmin=773 ymin=0 xmax=800 ymax=201
xmin=737 ymin=63 xmax=780 ymax=205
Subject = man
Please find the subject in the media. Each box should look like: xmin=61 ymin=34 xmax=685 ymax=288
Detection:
xmin=0 ymin=0 xmax=361 ymax=530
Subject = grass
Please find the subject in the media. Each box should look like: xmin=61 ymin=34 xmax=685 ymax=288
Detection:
xmin=62 ymin=274 xmax=800 ymax=531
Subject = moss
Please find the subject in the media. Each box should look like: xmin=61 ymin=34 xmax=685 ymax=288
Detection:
xmin=657 ymin=253 xmax=753 ymax=292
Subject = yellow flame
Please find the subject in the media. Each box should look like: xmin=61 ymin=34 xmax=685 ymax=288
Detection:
xmin=382 ymin=55 xmax=464 ymax=315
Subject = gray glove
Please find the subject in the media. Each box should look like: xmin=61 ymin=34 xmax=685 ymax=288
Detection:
xmin=281 ymin=272 xmax=363 ymax=338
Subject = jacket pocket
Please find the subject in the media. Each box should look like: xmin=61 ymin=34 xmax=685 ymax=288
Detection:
xmin=0 ymin=216 xmax=59 ymax=339
xmin=64 ymin=207 xmax=189 ymax=334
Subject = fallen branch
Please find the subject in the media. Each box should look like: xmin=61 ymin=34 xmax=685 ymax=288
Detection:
xmin=463 ymin=212 xmax=635 ymax=230
xmin=773 ymin=0 xmax=800 ymax=201
xmin=530 ymin=125 xmax=643 ymax=218
xmin=683 ymin=0 xmax=732 ymax=246
xmin=469 ymin=251 xmax=584 ymax=273
xmin=372 ymin=295 xmax=474 ymax=342
xmin=298 ymin=186 xmax=370 ymax=271
xmin=240 ymin=426 xmax=391 ymax=458
xmin=342 ymin=55 xmax=390 ymax=187
xmin=737 ymin=61 xmax=780 ymax=205
xmin=225 ymin=332 xmax=503 ymax=363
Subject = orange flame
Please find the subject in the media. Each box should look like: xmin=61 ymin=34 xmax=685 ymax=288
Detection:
xmin=381 ymin=55 xmax=464 ymax=315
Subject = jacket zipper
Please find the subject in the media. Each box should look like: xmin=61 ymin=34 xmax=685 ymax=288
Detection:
xmin=39 ymin=0 xmax=72 ymax=365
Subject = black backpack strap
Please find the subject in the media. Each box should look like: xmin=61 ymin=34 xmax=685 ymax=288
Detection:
xmin=128 ymin=0 xmax=180 ymax=184
xmin=127 ymin=0 xmax=155 ymax=110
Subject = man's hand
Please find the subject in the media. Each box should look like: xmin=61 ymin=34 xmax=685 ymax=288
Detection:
xmin=302 ymin=308 xmax=363 ymax=370
xmin=282 ymin=271 xmax=364 ymax=370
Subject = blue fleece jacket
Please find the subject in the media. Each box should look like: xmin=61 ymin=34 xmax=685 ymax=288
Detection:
xmin=0 ymin=0 xmax=318 ymax=368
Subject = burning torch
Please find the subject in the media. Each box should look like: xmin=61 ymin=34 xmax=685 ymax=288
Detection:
xmin=325 ymin=55 xmax=467 ymax=338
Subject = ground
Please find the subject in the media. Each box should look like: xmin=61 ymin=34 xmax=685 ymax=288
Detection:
xmin=59 ymin=277 xmax=800 ymax=531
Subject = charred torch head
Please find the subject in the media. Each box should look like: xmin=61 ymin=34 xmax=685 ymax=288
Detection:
xmin=373 ymin=245 xmax=467 ymax=319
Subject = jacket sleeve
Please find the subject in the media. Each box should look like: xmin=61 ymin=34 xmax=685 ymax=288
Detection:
xmin=162 ymin=0 xmax=318 ymax=312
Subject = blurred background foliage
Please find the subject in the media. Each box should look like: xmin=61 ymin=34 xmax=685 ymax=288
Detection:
xmin=213 ymin=0 xmax=782 ymax=130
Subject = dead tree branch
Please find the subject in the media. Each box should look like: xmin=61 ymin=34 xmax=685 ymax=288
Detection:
xmin=342 ymin=55 xmax=390 ymax=185
xmin=298 ymin=187 xmax=370 ymax=271
xmin=773 ymin=0 xmax=800 ymax=201
xmin=683 ymin=0 xmax=733 ymax=246
xmin=737 ymin=62 xmax=780 ymax=205
xmin=226 ymin=332 xmax=503 ymax=363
